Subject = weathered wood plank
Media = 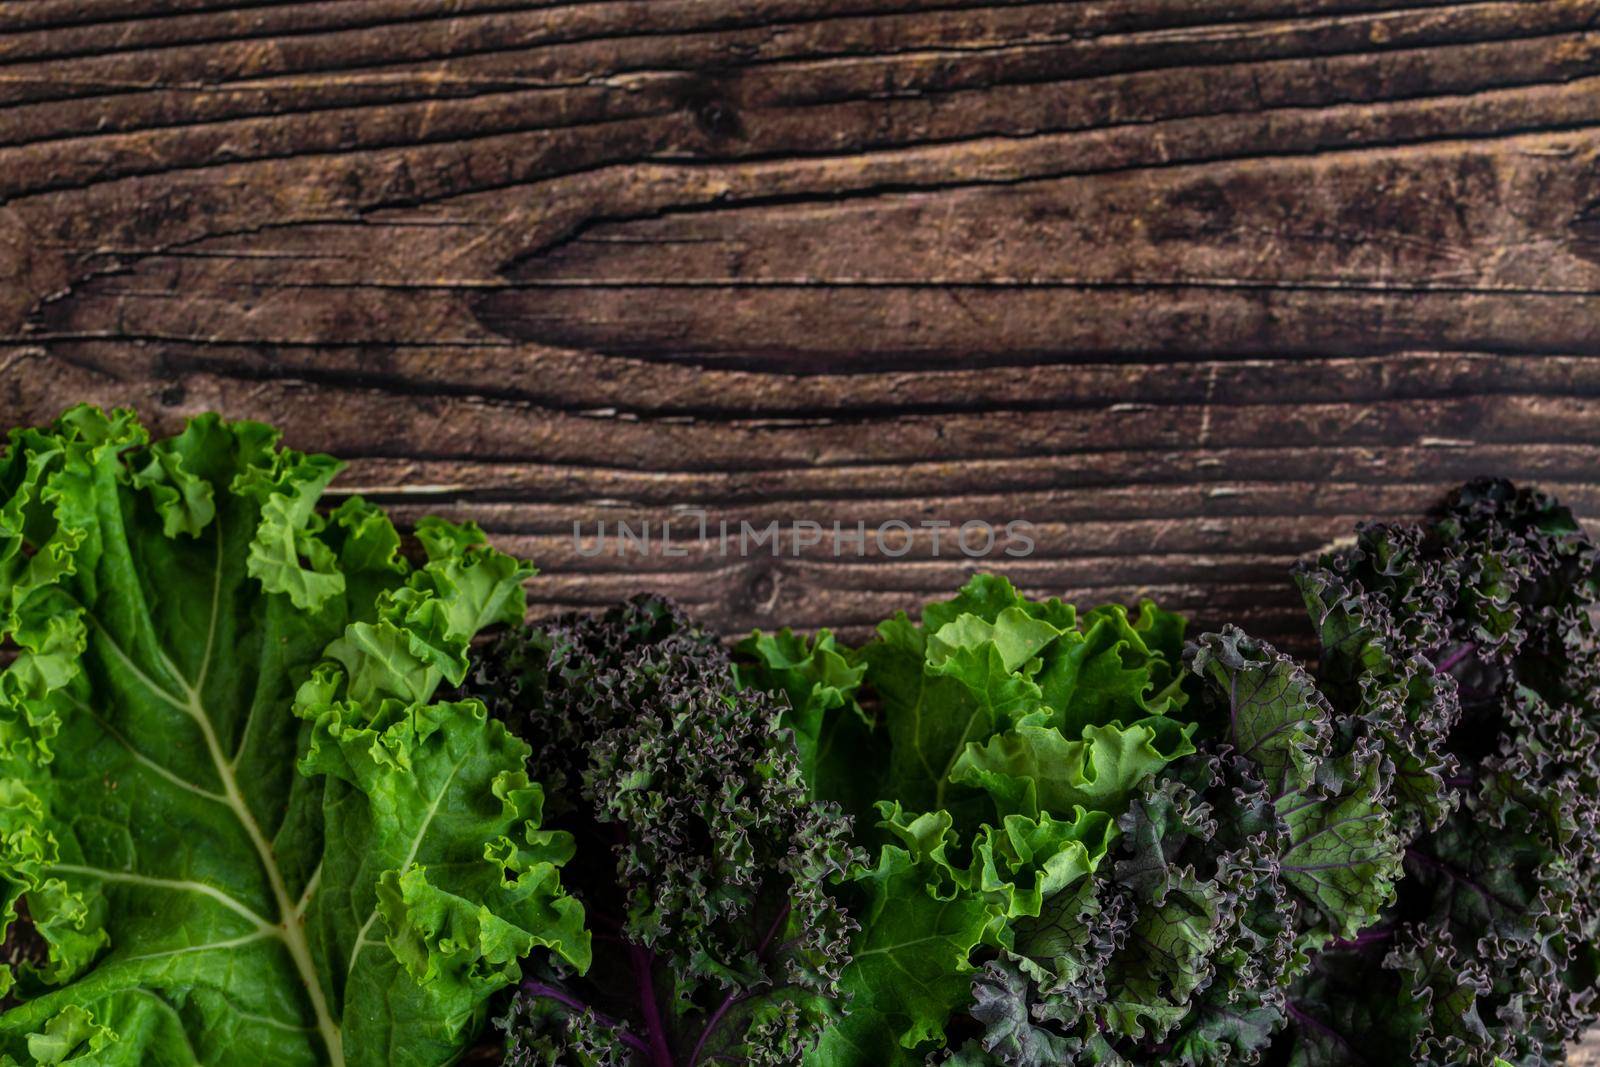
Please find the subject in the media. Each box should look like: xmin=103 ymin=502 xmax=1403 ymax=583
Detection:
xmin=15 ymin=343 xmax=1600 ymax=658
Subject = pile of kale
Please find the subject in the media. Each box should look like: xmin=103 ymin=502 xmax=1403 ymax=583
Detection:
xmin=731 ymin=479 xmax=1600 ymax=1067
xmin=474 ymin=479 xmax=1600 ymax=1066
xmin=1 ymin=405 xmax=1597 ymax=1067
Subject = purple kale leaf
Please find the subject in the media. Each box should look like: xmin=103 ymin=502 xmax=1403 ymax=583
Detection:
xmin=960 ymin=628 xmax=1406 ymax=1067
xmin=471 ymin=596 xmax=861 ymax=1067
xmin=1277 ymin=479 xmax=1600 ymax=1066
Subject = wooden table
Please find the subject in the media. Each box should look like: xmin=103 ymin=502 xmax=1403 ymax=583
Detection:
xmin=3 ymin=1 xmax=1599 ymax=1058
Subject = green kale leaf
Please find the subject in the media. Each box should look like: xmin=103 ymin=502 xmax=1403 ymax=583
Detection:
xmin=740 ymin=575 xmax=1197 ymax=1065
xmin=0 ymin=408 xmax=587 ymax=1067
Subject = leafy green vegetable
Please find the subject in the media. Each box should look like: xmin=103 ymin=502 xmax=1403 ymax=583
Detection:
xmin=1277 ymin=480 xmax=1600 ymax=1066
xmin=959 ymin=480 xmax=1600 ymax=1067
xmin=732 ymin=629 xmax=868 ymax=814
xmin=6 ymin=405 xmax=1593 ymax=1067
xmin=739 ymin=575 xmax=1198 ymax=1065
xmin=470 ymin=596 xmax=860 ymax=1066
xmin=0 ymin=407 xmax=587 ymax=1066
xmin=964 ymin=626 xmax=1410 ymax=1066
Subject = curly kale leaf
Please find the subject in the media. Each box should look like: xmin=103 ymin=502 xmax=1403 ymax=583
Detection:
xmin=1188 ymin=631 xmax=1403 ymax=948
xmin=733 ymin=628 xmax=874 ymax=819
xmin=972 ymin=479 xmax=1589 ymax=1067
xmin=862 ymin=580 xmax=1191 ymax=828
xmin=956 ymin=627 xmax=1404 ymax=1067
xmin=740 ymin=576 xmax=1197 ymax=1065
xmin=472 ymin=596 xmax=861 ymax=1066
xmin=1277 ymin=479 xmax=1600 ymax=1066
xmin=0 ymin=407 xmax=587 ymax=1067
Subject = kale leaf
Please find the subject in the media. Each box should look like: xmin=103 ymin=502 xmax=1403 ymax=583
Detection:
xmin=953 ymin=626 xmax=1412 ymax=1067
xmin=739 ymin=575 xmax=1198 ymax=1065
xmin=1277 ymin=479 xmax=1600 ymax=1066
xmin=0 ymin=407 xmax=588 ymax=1066
xmin=471 ymin=596 xmax=860 ymax=1067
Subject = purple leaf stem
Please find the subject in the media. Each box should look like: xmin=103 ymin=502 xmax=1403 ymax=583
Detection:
xmin=1329 ymin=925 xmax=1394 ymax=950
xmin=687 ymin=901 xmax=793 ymax=1067
xmin=520 ymin=980 xmax=652 ymax=1058
xmin=630 ymin=942 xmax=675 ymax=1067
xmin=1435 ymin=642 xmax=1477 ymax=674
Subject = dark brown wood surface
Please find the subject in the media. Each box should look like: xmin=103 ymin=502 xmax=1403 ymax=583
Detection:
xmin=3 ymin=0 xmax=1600 ymax=653
xmin=0 ymin=15 xmax=1596 ymax=608
xmin=3 ymin=0 xmax=1600 ymax=1060
xmin=6 ymin=0 xmax=1600 ymax=657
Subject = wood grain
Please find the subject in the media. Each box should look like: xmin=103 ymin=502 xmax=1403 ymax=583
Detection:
xmin=2 ymin=3 xmax=1600 ymax=1050
xmin=5 ymin=0 xmax=1600 ymax=640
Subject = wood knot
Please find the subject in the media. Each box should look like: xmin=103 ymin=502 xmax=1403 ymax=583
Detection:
xmin=744 ymin=566 xmax=780 ymax=616
xmin=695 ymin=97 xmax=742 ymax=140
xmin=677 ymin=76 xmax=744 ymax=142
